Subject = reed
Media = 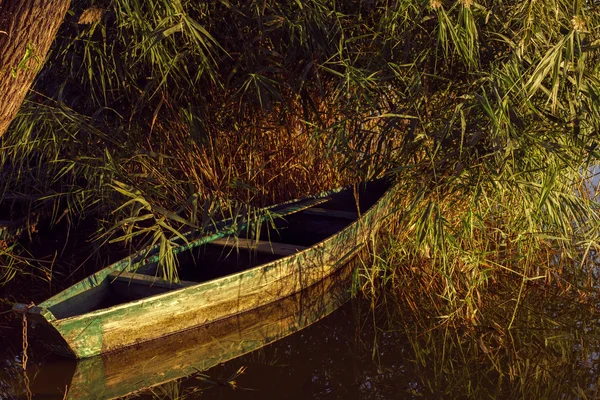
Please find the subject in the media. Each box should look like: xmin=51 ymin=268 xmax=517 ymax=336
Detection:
xmin=0 ymin=0 xmax=598 ymax=325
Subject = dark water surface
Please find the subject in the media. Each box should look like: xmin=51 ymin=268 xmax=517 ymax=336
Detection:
xmin=2 ymin=272 xmax=600 ymax=399
xmin=0 ymin=300 xmax=411 ymax=399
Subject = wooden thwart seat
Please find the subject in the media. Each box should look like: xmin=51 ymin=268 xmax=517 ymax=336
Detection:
xmin=270 ymin=197 xmax=330 ymax=217
xmin=109 ymin=271 xmax=196 ymax=289
xmin=209 ymin=237 xmax=308 ymax=256
xmin=301 ymin=207 xmax=358 ymax=220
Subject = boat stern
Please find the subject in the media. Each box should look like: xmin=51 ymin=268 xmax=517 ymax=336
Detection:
xmin=12 ymin=303 xmax=77 ymax=358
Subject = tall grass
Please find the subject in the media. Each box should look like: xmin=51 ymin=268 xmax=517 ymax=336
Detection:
xmin=0 ymin=0 xmax=598 ymax=320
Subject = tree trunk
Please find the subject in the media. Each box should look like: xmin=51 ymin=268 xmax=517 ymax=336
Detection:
xmin=0 ymin=0 xmax=70 ymax=137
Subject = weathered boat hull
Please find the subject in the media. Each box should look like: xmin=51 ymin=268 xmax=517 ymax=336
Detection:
xmin=15 ymin=179 xmax=395 ymax=358
xmin=11 ymin=264 xmax=354 ymax=399
xmin=71 ymin=262 xmax=354 ymax=399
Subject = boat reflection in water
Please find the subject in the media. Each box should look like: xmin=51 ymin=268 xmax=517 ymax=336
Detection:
xmin=26 ymin=262 xmax=355 ymax=399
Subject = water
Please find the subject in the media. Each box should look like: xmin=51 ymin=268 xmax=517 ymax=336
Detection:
xmin=0 ymin=299 xmax=412 ymax=400
xmin=2 ymin=271 xmax=600 ymax=399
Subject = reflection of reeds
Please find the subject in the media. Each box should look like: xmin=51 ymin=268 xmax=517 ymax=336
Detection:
xmin=121 ymin=266 xmax=600 ymax=399
xmin=380 ymin=269 xmax=600 ymax=398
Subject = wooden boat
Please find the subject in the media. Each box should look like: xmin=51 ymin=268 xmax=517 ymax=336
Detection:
xmin=13 ymin=179 xmax=395 ymax=359
xmin=22 ymin=262 xmax=354 ymax=399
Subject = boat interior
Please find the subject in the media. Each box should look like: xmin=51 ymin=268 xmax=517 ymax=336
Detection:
xmin=47 ymin=179 xmax=391 ymax=319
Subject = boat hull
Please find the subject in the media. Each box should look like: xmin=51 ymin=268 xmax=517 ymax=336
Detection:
xmin=16 ymin=180 xmax=396 ymax=358
xmin=23 ymin=261 xmax=354 ymax=399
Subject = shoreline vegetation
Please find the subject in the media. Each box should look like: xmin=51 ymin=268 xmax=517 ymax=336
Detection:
xmin=1 ymin=0 xmax=600 ymax=397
